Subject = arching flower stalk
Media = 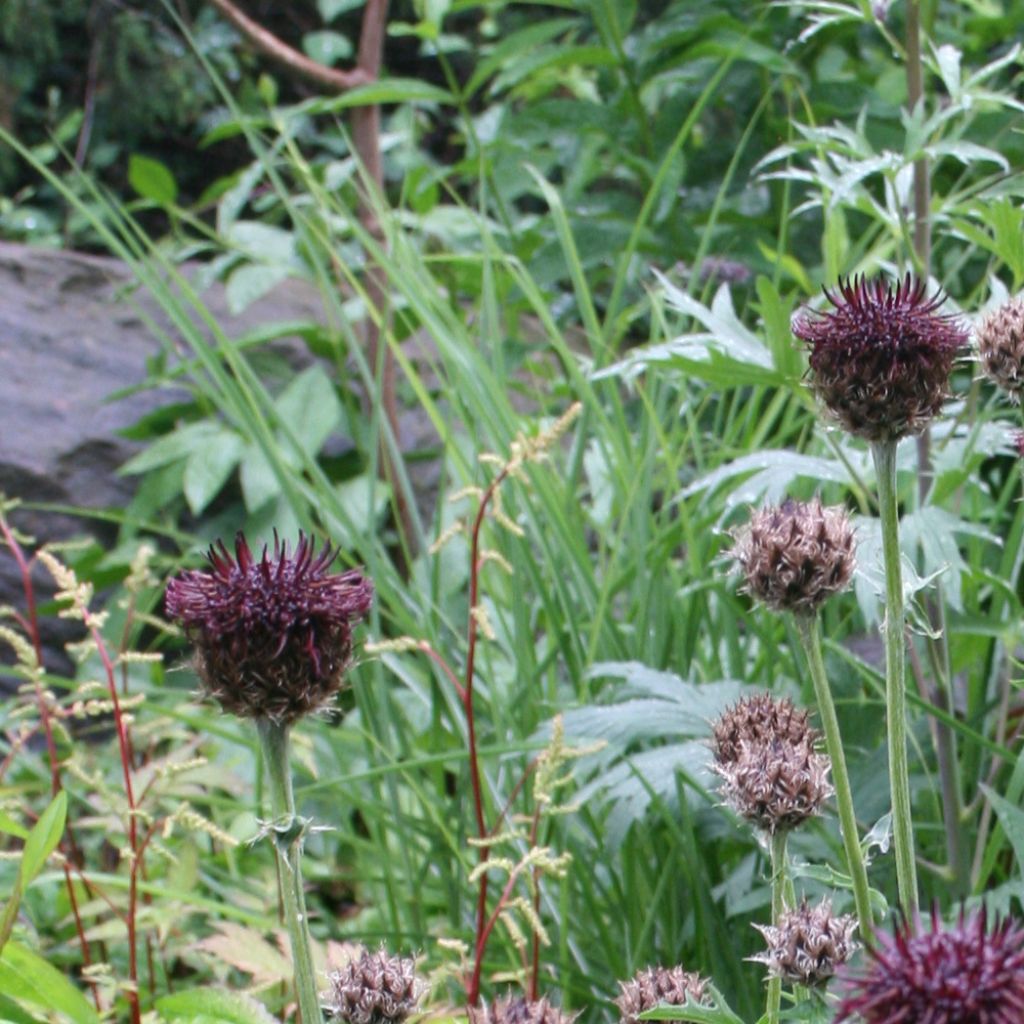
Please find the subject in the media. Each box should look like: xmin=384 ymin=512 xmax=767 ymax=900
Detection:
xmin=794 ymin=275 xmax=968 ymax=916
xmin=733 ymin=500 xmax=874 ymax=943
xmin=166 ymin=531 xmax=373 ymax=1024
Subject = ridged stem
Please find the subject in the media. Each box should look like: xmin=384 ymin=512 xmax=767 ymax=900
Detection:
xmin=871 ymin=440 xmax=919 ymax=914
xmin=257 ymin=718 xmax=322 ymax=1024
xmin=765 ymin=829 xmax=790 ymax=1024
xmin=794 ymin=613 xmax=875 ymax=944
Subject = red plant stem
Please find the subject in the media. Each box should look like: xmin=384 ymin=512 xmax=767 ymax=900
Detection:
xmin=83 ymin=608 xmax=141 ymax=1024
xmin=464 ymin=469 xmax=510 ymax=1006
xmin=0 ymin=518 xmax=98 ymax=1008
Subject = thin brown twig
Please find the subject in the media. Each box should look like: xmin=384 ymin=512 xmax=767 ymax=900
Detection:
xmin=207 ymin=0 xmax=371 ymax=91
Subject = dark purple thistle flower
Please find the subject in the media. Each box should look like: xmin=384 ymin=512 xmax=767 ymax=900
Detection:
xmin=836 ymin=907 xmax=1024 ymax=1024
xmin=165 ymin=531 xmax=373 ymax=724
xmin=793 ymin=274 xmax=968 ymax=442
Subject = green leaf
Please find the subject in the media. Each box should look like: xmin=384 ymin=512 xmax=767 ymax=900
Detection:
xmin=274 ymin=366 xmax=341 ymax=458
xmin=982 ymin=784 xmax=1024 ymax=879
xmin=0 ymin=943 xmax=99 ymax=1024
xmin=0 ymin=793 xmax=66 ymax=955
xmin=0 ymin=812 xmax=28 ymax=841
xmin=225 ymin=263 xmax=292 ymax=315
xmin=239 ymin=442 xmax=280 ymax=513
xmin=128 ymin=154 xmax=178 ymax=205
xmin=120 ymin=421 xmax=224 ymax=476
xmin=183 ymin=430 xmax=243 ymax=515
xmin=318 ymin=0 xmax=362 ymax=20
xmin=156 ymin=987 xmax=276 ymax=1024
xmin=300 ymin=78 xmax=454 ymax=112
xmin=21 ymin=791 xmax=66 ymax=885
xmin=0 ymin=990 xmax=41 ymax=1023
xmin=638 ymin=986 xmax=744 ymax=1024
xmin=302 ymin=29 xmax=353 ymax=66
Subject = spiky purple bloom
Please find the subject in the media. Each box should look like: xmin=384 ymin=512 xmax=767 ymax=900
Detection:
xmin=793 ymin=274 xmax=968 ymax=442
xmin=837 ymin=907 xmax=1024 ymax=1024
xmin=165 ymin=531 xmax=373 ymax=723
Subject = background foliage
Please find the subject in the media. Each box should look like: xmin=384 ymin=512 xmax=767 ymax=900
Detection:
xmin=3 ymin=1 xmax=1024 ymax=1022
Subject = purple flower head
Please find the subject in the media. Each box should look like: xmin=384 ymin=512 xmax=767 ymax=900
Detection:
xmin=837 ymin=907 xmax=1024 ymax=1024
xmin=165 ymin=531 xmax=373 ymax=723
xmin=793 ymin=274 xmax=968 ymax=442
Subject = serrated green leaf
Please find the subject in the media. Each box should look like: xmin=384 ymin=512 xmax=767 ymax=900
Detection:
xmin=128 ymin=154 xmax=177 ymax=205
xmin=0 ymin=943 xmax=98 ymax=1024
xmin=183 ymin=430 xmax=243 ymax=515
xmin=156 ymin=987 xmax=276 ymax=1024
xmin=275 ymin=366 xmax=341 ymax=458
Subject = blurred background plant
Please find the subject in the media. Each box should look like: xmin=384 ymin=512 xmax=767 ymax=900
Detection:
xmin=2 ymin=1 xmax=1024 ymax=1022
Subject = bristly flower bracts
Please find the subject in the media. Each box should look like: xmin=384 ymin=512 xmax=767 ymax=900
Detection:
xmin=793 ymin=274 xmax=968 ymax=442
xmin=165 ymin=531 xmax=373 ymax=723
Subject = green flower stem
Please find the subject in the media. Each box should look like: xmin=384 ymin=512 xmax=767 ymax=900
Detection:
xmin=257 ymin=718 xmax=322 ymax=1024
xmin=871 ymin=440 xmax=919 ymax=914
xmin=794 ymin=612 xmax=875 ymax=943
xmin=766 ymin=829 xmax=790 ymax=1024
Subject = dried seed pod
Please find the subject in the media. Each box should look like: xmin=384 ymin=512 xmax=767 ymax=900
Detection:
xmin=752 ymin=899 xmax=857 ymax=987
xmin=714 ymin=737 xmax=833 ymax=834
xmin=165 ymin=531 xmax=373 ymax=723
xmin=711 ymin=693 xmax=818 ymax=769
xmin=328 ymin=949 xmax=421 ymax=1024
xmin=793 ymin=274 xmax=967 ymax=442
xmin=615 ymin=965 xmax=709 ymax=1024
xmin=467 ymin=996 xmax=577 ymax=1024
xmin=732 ymin=499 xmax=856 ymax=615
xmin=837 ymin=907 xmax=1024 ymax=1024
xmin=978 ymin=297 xmax=1024 ymax=403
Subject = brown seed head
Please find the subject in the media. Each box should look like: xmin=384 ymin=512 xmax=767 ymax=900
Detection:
xmin=752 ymin=899 xmax=858 ymax=987
xmin=467 ymin=997 xmax=577 ymax=1024
xmin=837 ymin=907 xmax=1024 ymax=1024
xmin=327 ymin=949 xmax=421 ymax=1024
xmin=615 ymin=965 xmax=709 ymax=1024
xmin=714 ymin=738 xmax=833 ymax=833
xmin=711 ymin=693 xmax=830 ymax=833
xmin=793 ymin=274 xmax=967 ymax=441
xmin=732 ymin=499 xmax=856 ymax=614
xmin=165 ymin=531 xmax=373 ymax=724
xmin=711 ymin=693 xmax=818 ymax=768
xmin=978 ymin=298 xmax=1024 ymax=403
